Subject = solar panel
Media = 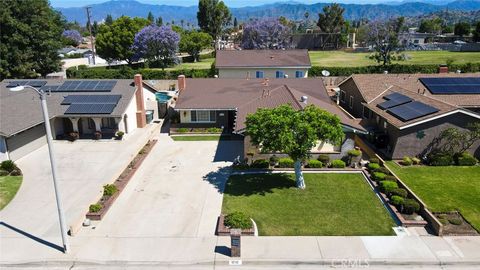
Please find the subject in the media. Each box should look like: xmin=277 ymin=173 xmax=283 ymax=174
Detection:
xmin=64 ymin=103 xmax=116 ymax=114
xmin=61 ymin=95 xmax=122 ymax=105
xmin=6 ymin=81 xmax=47 ymax=88
xmin=378 ymin=92 xmax=413 ymax=110
xmin=52 ymin=80 xmax=116 ymax=92
xmin=420 ymin=77 xmax=480 ymax=94
xmin=387 ymin=101 xmax=439 ymax=122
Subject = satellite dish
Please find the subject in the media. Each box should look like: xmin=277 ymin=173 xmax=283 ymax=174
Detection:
xmin=321 ymin=70 xmax=330 ymax=77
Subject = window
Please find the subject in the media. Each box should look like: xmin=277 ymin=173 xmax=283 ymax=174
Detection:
xmin=101 ymin=118 xmax=116 ymax=129
xmin=362 ymin=105 xmax=370 ymax=119
xmin=190 ymin=110 xmax=216 ymax=123
xmin=349 ymin=96 xmax=354 ymax=109
xmin=255 ymin=71 xmax=264 ymax=78
xmin=275 ymin=71 xmax=284 ymax=78
xmin=295 ymin=71 xmax=304 ymax=78
xmin=340 ymin=90 xmax=346 ymax=103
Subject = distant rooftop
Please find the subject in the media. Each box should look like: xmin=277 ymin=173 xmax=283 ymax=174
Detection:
xmin=215 ymin=49 xmax=311 ymax=68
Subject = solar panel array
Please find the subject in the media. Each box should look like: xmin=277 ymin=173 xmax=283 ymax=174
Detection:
xmin=45 ymin=80 xmax=117 ymax=92
xmin=6 ymin=81 xmax=47 ymax=88
xmin=377 ymin=93 xmax=413 ymax=110
xmin=420 ymin=77 xmax=480 ymax=94
xmin=387 ymin=101 xmax=439 ymax=122
xmin=61 ymin=95 xmax=122 ymax=105
xmin=65 ymin=103 xmax=117 ymax=114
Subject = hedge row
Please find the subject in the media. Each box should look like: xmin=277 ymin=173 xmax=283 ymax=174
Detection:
xmin=67 ymin=62 xmax=480 ymax=79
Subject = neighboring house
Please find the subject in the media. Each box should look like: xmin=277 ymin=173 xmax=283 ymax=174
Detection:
xmin=174 ymin=77 xmax=366 ymax=159
xmin=398 ymin=32 xmax=435 ymax=47
xmin=0 ymin=75 xmax=157 ymax=161
xmin=215 ymin=49 xmax=311 ymax=79
xmin=337 ymin=73 xmax=480 ymax=159
xmin=58 ymin=47 xmax=93 ymax=58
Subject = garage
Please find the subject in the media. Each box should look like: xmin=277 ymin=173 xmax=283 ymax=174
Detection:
xmin=6 ymin=124 xmax=46 ymax=161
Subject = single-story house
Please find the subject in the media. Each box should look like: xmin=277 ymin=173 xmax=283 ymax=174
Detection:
xmin=173 ymin=77 xmax=366 ymax=159
xmin=58 ymin=47 xmax=93 ymax=58
xmin=0 ymin=75 xmax=158 ymax=161
xmin=215 ymin=49 xmax=311 ymax=79
xmin=337 ymin=73 xmax=480 ymax=159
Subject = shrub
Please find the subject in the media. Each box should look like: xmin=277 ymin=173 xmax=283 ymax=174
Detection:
xmin=251 ymin=159 xmax=269 ymax=169
xmin=224 ymin=212 xmax=251 ymax=229
xmin=331 ymin=159 xmax=346 ymax=168
xmin=347 ymin=149 xmax=361 ymax=157
xmin=439 ymin=218 xmax=449 ymax=225
xmin=367 ymin=163 xmax=380 ymax=171
xmin=317 ymin=154 xmax=330 ymax=165
xmin=390 ymin=195 xmax=404 ymax=207
xmin=380 ymin=181 xmax=398 ymax=194
xmin=68 ymin=132 xmax=79 ymax=142
xmin=177 ymin=128 xmax=189 ymax=133
xmin=278 ymin=158 xmax=295 ymax=168
xmin=402 ymin=156 xmax=413 ymax=166
xmin=411 ymin=157 xmax=421 ymax=165
xmin=116 ymin=131 xmax=124 ymax=137
xmin=369 ymin=157 xmax=380 ymax=164
xmin=103 ymin=184 xmax=118 ymax=196
xmin=372 ymin=172 xmax=386 ymax=182
xmin=306 ymin=159 xmax=323 ymax=168
xmin=9 ymin=169 xmax=22 ymax=176
xmin=207 ymin=127 xmax=223 ymax=133
xmin=391 ymin=188 xmax=408 ymax=198
xmin=374 ymin=167 xmax=391 ymax=175
xmin=0 ymin=160 xmax=17 ymax=173
xmin=269 ymin=155 xmax=279 ymax=166
xmin=428 ymin=152 xmax=453 ymax=166
xmin=89 ymin=203 xmax=102 ymax=213
xmin=402 ymin=199 xmax=420 ymax=214
xmin=0 ymin=170 xmax=9 ymax=176
xmin=448 ymin=218 xmax=463 ymax=225
xmin=456 ymin=152 xmax=478 ymax=166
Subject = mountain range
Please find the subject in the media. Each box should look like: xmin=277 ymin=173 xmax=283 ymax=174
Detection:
xmin=56 ymin=0 xmax=480 ymax=25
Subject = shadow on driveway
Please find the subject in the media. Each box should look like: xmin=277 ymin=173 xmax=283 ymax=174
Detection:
xmin=0 ymin=222 xmax=64 ymax=252
xmin=213 ymin=137 xmax=244 ymax=162
xmin=203 ymin=166 xmax=231 ymax=193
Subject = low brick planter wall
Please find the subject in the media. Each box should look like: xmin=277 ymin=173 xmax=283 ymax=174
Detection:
xmin=216 ymin=215 xmax=255 ymax=236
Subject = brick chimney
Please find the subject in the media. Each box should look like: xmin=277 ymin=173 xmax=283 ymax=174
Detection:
xmin=439 ymin=64 xmax=449 ymax=74
xmin=134 ymin=74 xmax=147 ymax=128
xmin=178 ymin=75 xmax=186 ymax=92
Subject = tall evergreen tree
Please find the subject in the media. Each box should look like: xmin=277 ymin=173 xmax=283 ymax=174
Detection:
xmin=105 ymin=14 xmax=113 ymax=25
xmin=317 ymin=3 xmax=345 ymax=33
xmin=197 ymin=0 xmax=231 ymax=42
xmin=0 ymin=0 xmax=64 ymax=79
xmin=156 ymin=16 xmax=163 ymax=26
xmin=147 ymin=11 xmax=154 ymax=23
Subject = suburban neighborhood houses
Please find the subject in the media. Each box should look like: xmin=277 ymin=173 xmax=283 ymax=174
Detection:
xmin=1 ymin=1 xmax=480 ymax=270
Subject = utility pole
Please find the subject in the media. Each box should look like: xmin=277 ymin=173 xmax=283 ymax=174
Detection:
xmin=85 ymin=6 xmax=96 ymax=65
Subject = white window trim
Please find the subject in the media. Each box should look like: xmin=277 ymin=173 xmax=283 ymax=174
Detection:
xmin=340 ymin=90 xmax=346 ymax=103
xmin=349 ymin=96 xmax=354 ymax=109
xmin=256 ymin=71 xmax=264 ymax=78
xmin=190 ymin=110 xmax=216 ymax=123
xmin=276 ymin=71 xmax=284 ymax=78
xmin=362 ymin=105 xmax=370 ymax=119
xmin=295 ymin=70 xmax=304 ymax=78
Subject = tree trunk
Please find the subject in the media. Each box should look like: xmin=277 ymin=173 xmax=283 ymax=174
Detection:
xmin=294 ymin=160 xmax=306 ymax=189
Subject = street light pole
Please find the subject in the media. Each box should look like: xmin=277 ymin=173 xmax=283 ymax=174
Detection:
xmin=10 ymin=85 xmax=70 ymax=253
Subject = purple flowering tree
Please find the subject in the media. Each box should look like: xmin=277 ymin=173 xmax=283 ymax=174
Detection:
xmin=132 ymin=25 xmax=180 ymax=69
xmin=62 ymin=30 xmax=82 ymax=46
xmin=241 ymin=18 xmax=290 ymax=49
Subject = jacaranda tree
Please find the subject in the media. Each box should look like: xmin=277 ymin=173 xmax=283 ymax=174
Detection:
xmin=246 ymin=105 xmax=344 ymax=189
xmin=132 ymin=25 xmax=180 ymax=70
xmin=241 ymin=18 xmax=290 ymax=49
xmin=62 ymin=30 xmax=82 ymax=46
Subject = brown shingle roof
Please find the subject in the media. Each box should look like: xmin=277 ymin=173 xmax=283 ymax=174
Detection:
xmin=215 ymin=49 xmax=311 ymax=68
xmin=175 ymin=78 xmax=365 ymax=133
xmin=347 ymin=73 xmax=480 ymax=108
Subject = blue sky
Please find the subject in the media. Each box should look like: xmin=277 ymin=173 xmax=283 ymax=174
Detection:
xmin=50 ymin=0 xmax=385 ymax=8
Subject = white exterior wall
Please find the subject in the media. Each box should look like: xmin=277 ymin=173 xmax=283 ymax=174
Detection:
xmin=0 ymin=136 xmax=8 ymax=161
xmin=180 ymin=110 xmax=192 ymax=123
xmin=119 ymin=95 xmax=138 ymax=134
xmin=311 ymin=140 xmax=341 ymax=153
xmin=143 ymin=87 xmax=158 ymax=119
xmin=218 ymin=68 xmax=309 ymax=79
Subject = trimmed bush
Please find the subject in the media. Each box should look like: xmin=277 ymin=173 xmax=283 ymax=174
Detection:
xmin=411 ymin=157 xmax=421 ymax=165
xmin=448 ymin=218 xmax=463 ymax=225
xmin=317 ymin=154 xmax=330 ymax=165
xmin=390 ymin=195 xmax=404 ymax=207
xmin=251 ymin=159 xmax=269 ymax=169
xmin=402 ymin=156 xmax=413 ymax=166
xmin=9 ymin=169 xmax=22 ymax=176
xmin=428 ymin=152 xmax=453 ymax=166
xmin=456 ymin=152 xmax=478 ymax=166
xmin=0 ymin=170 xmax=9 ymax=176
xmin=224 ymin=212 xmax=252 ymax=229
xmin=367 ymin=163 xmax=380 ymax=171
xmin=402 ymin=199 xmax=420 ymax=214
xmin=380 ymin=181 xmax=398 ymax=194
xmin=372 ymin=172 xmax=386 ymax=182
xmin=278 ymin=158 xmax=295 ymax=168
xmin=385 ymin=175 xmax=397 ymax=181
xmin=306 ymin=159 xmax=323 ymax=168
xmin=103 ymin=184 xmax=118 ymax=196
xmin=89 ymin=203 xmax=102 ymax=213
xmin=0 ymin=160 xmax=17 ymax=173
xmin=206 ymin=127 xmax=223 ymax=133
xmin=269 ymin=155 xmax=279 ymax=166
xmin=176 ymin=128 xmax=189 ymax=133
xmin=331 ymin=159 xmax=346 ymax=168
xmin=347 ymin=149 xmax=361 ymax=157
xmin=369 ymin=157 xmax=380 ymax=164
xmin=391 ymin=188 xmax=408 ymax=198
xmin=374 ymin=167 xmax=391 ymax=175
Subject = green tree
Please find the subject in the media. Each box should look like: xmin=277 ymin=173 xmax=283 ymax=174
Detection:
xmin=368 ymin=18 xmax=404 ymax=66
xmin=472 ymin=21 xmax=480 ymax=42
xmin=156 ymin=16 xmax=163 ymax=26
xmin=197 ymin=0 xmax=231 ymax=45
xmin=245 ymin=105 xmax=344 ymax=189
xmin=233 ymin=17 xmax=238 ymax=29
xmin=317 ymin=3 xmax=345 ymax=33
xmin=105 ymin=14 xmax=113 ymax=25
xmin=180 ymin=31 xmax=213 ymax=62
xmin=418 ymin=18 xmax=443 ymax=34
xmin=147 ymin=11 xmax=154 ymax=23
xmin=0 ymin=0 xmax=64 ymax=79
xmin=454 ymin=22 xmax=471 ymax=37
xmin=95 ymin=16 xmax=149 ymax=64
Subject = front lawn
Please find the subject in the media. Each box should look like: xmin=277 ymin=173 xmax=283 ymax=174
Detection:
xmin=0 ymin=176 xmax=22 ymax=210
xmin=222 ymin=173 xmax=395 ymax=236
xmin=165 ymin=58 xmax=214 ymax=70
xmin=171 ymin=135 xmax=222 ymax=141
xmin=385 ymin=161 xmax=480 ymax=231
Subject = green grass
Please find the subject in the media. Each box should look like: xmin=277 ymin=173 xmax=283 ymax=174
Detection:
xmin=385 ymin=161 xmax=480 ymax=231
xmin=309 ymin=51 xmax=480 ymax=67
xmin=0 ymin=176 xmax=22 ymax=210
xmin=171 ymin=135 xmax=222 ymax=141
xmin=222 ymin=173 xmax=395 ymax=236
xmin=165 ymin=58 xmax=214 ymax=70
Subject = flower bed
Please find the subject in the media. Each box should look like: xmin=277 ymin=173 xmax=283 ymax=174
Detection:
xmin=216 ymin=214 xmax=255 ymax=236
xmin=86 ymin=140 xmax=157 ymax=220
xmin=434 ymin=212 xmax=479 ymax=236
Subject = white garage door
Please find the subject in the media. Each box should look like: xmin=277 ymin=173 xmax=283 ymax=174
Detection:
xmin=6 ymin=124 xmax=46 ymax=161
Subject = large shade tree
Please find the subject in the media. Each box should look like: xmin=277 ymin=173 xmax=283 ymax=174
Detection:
xmin=197 ymin=0 xmax=231 ymax=46
xmin=246 ymin=105 xmax=344 ymax=189
xmin=241 ymin=18 xmax=290 ymax=49
xmin=0 ymin=0 xmax=64 ymax=79
xmin=132 ymin=25 xmax=180 ymax=70
xmin=179 ymin=31 xmax=213 ymax=62
xmin=96 ymin=16 xmax=149 ymax=64
xmin=367 ymin=18 xmax=404 ymax=66
xmin=317 ymin=3 xmax=345 ymax=33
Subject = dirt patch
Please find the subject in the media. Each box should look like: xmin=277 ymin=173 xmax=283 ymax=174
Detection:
xmin=435 ymin=212 xmax=479 ymax=236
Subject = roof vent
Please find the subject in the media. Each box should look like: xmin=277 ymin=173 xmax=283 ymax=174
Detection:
xmin=301 ymin=95 xmax=308 ymax=104
xmin=284 ymin=74 xmax=289 ymax=78
xmin=384 ymin=70 xmax=389 ymax=74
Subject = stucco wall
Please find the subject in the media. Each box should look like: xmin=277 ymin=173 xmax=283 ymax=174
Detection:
xmin=143 ymin=88 xmax=158 ymax=119
xmin=119 ymin=94 xmax=138 ymax=134
xmin=0 ymin=136 xmax=8 ymax=161
xmin=218 ymin=68 xmax=309 ymax=79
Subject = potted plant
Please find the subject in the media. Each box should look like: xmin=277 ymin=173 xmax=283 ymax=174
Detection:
xmin=116 ymin=131 xmax=125 ymax=140
xmin=94 ymin=131 xmax=102 ymax=140
xmin=68 ymin=132 xmax=79 ymax=142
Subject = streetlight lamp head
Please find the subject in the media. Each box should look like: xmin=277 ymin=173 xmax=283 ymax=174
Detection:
xmin=9 ymin=85 xmax=25 ymax=92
